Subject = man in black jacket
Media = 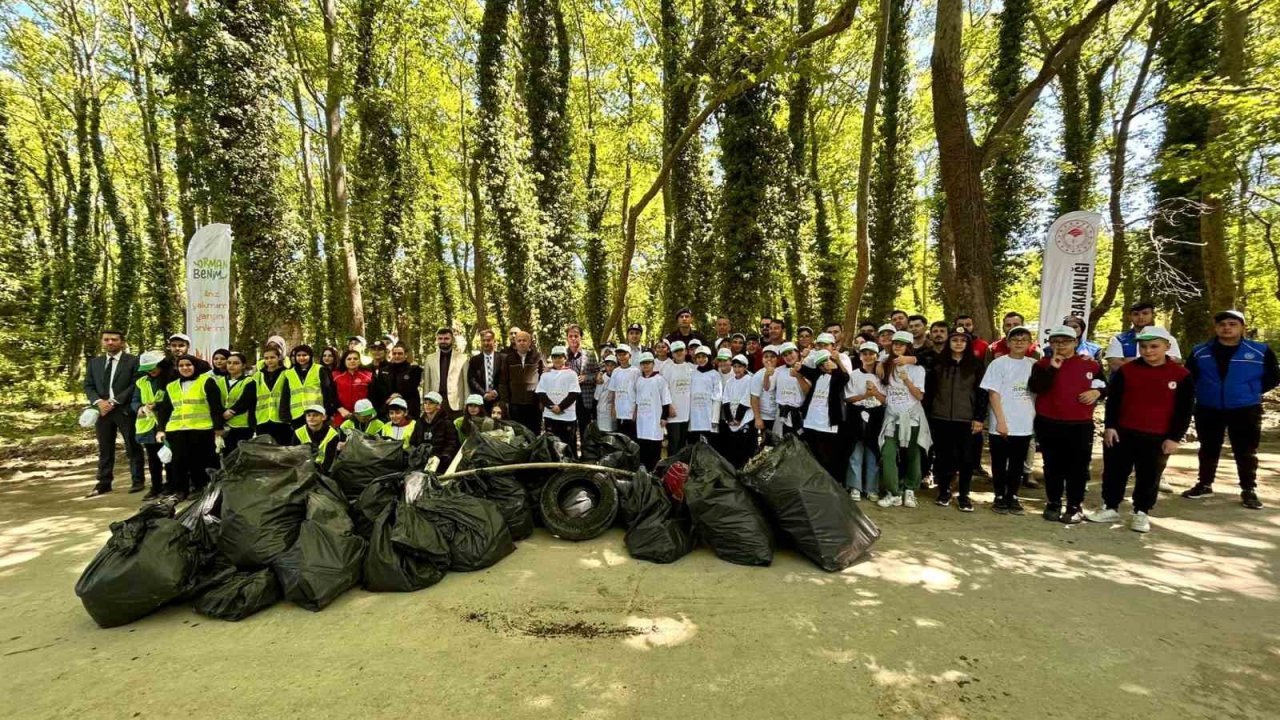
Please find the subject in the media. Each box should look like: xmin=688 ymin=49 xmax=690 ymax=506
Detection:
xmin=467 ymin=328 xmax=508 ymax=414
xmin=83 ymin=329 xmax=144 ymax=496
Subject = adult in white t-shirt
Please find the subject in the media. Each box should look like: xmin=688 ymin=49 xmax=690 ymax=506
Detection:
xmin=978 ymin=327 xmax=1037 ymax=513
xmin=536 ymin=346 xmax=582 ymax=456
xmin=664 ymin=341 xmax=694 ymax=454
xmin=607 ymin=345 xmax=641 ymax=440
xmin=689 ymin=346 xmax=721 ymax=444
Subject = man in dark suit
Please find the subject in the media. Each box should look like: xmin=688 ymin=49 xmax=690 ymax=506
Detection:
xmin=83 ymin=329 xmax=144 ymax=496
xmin=467 ymin=328 xmax=508 ymax=414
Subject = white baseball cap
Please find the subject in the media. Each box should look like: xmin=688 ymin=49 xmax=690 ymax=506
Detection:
xmin=812 ymin=349 xmax=832 ymax=365
xmin=304 ymin=404 xmax=327 ymax=416
xmin=669 ymin=340 xmax=686 ymax=352
xmin=466 ymin=394 xmax=484 ymax=406
xmin=877 ymin=324 xmax=895 ymax=335
xmin=638 ymin=352 xmax=655 ymax=364
xmin=615 ymin=344 xmax=632 ymax=355
xmin=388 ymin=397 xmax=408 ymax=410
xmin=424 ymin=391 xmax=443 ymax=404
xmin=694 ymin=345 xmax=712 ymax=357
xmin=778 ymin=342 xmax=798 ymax=354
xmin=168 ymin=333 xmax=191 ymax=344
xmin=716 ymin=348 xmax=732 ymax=361
xmin=891 ymin=331 xmax=914 ymax=344
xmin=816 ymin=332 xmax=836 ymax=346
xmin=762 ymin=344 xmax=779 ymax=356
xmin=354 ymin=399 xmax=376 ymax=416
xmin=1047 ymin=325 xmax=1078 ymax=340
xmin=731 ymin=354 xmax=749 ymax=366
xmin=550 ymin=345 xmax=567 ymax=357
xmin=858 ymin=341 xmax=879 ymax=353
xmin=138 ymin=350 xmax=165 ymax=370
xmin=1135 ymin=326 xmax=1174 ymax=344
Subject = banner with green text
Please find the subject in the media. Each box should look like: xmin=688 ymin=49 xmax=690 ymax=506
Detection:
xmin=185 ymin=223 xmax=233 ymax=359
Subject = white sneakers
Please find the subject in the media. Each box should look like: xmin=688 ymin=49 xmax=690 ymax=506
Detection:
xmin=1130 ymin=512 xmax=1151 ymax=533
xmin=1085 ymin=507 xmax=1120 ymax=523
xmin=867 ymin=493 xmax=879 ymax=502
xmin=903 ymin=490 xmax=918 ymax=508
xmin=850 ymin=489 xmax=861 ymax=501
xmin=877 ymin=494 xmax=902 ymax=508
xmin=1158 ymin=481 xmax=1174 ymax=494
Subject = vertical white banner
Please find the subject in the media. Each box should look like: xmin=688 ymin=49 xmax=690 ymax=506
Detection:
xmin=1039 ymin=211 xmax=1101 ymax=344
xmin=185 ymin=223 xmax=234 ymax=359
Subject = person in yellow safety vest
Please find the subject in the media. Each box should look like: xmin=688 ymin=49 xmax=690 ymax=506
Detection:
xmin=221 ymin=351 xmax=258 ymax=456
xmin=294 ymin=405 xmax=339 ymax=473
xmin=208 ymin=348 xmax=230 ymax=401
xmin=154 ymin=354 xmax=224 ymax=502
xmin=131 ymin=350 xmax=170 ymax=501
xmin=255 ymin=334 xmax=291 ymax=372
xmin=455 ymin=394 xmax=488 ymax=442
xmin=339 ymin=398 xmax=385 ymax=439
xmin=278 ymin=344 xmax=336 ymax=430
xmin=254 ymin=345 xmax=293 ymax=445
xmin=379 ymin=396 xmax=424 ymax=449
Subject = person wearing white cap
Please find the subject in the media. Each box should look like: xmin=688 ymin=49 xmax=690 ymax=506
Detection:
xmin=799 ymin=348 xmax=851 ymax=480
xmin=294 ymin=405 xmax=340 ymax=473
xmin=1027 ymin=326 xmax=1105 ymax=523
xmin=664 ymin=340 xmax=694 ymax=454
xmin=772 ymin=342 xmax=809 ymax=436
xmin=454 ymin=394 xmax=488 ymax=443
xmin=750 ymin=345 xmax=781 ymax=445
xmin=845 ymin=342 xmax=886 ymax=501
xmin=379 ymin=395 xmax=425 ymax=449
xmin=420 ymin=390 xmax=461 ymax=469
xmin=608 ymin=344 xmax=641 ymax=440
xmin=537 ymin=345 xmax=583 ymax=456
xmin=876 ymin=331 xmax=931 ymax=509
xmin=1104 ymin=301 xmax=1181 ymax=374
xmin=220 ymin=352 xmax=258 ymax=457
xmin=83 ymin=329 xmax=144 ymax=497
xmin=130 ymin=350 xmax=171 ymax=500
xmin=718 ymin=354 xmax=757 ymax=468
xmin=340 ymin=397 xmax=385 ymax=440
xmin=1182 ymin=310 xmax=1279 ymax=508
xmin=875 ymin=324 xmax=896 ymax=359
xmin=594 ymin=351 xmax=618 ymax=432
xmin=166 ymin=332 xmax=192 ymax=360
xmin=715 ymin=347 xmax=734 ymax=392
xmin=633 ymin=352 xmax=673 ymax=470
xmin=154 ymin=354 xmax=226 ymax=502
xmin=689 ymin=345 xmax=721 ymax=445
xmin=1087 ymin=327 xmax=1193 ymax=532
xmin=978 ymin=325 xmax=1036 ymax=514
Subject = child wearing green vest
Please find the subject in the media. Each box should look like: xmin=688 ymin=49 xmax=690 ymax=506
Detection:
xmin=379 ymin=396 xmax=424 ymax=449
xmin=130 ymin=351 xmax=169 ymax=500
xmin=294 ymin=405 xmax=340 ymax=473
xmin=455 ymin=394 xmax=487 ymax=442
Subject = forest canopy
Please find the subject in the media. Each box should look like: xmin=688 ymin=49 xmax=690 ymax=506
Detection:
xmin=0 ymin=0 xmax=1278 ymax=388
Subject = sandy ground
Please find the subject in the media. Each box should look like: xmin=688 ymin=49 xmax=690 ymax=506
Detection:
xmin=1 ymin=433 xmax=1279 ymax=720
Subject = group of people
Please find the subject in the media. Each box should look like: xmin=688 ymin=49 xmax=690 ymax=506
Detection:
xmin=83 ymin=302 xmax=1277 ymax=534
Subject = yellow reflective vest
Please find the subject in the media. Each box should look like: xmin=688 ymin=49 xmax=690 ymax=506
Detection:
xmin=164 ymin=377 xmax=214 ymax=431
xmin=284 ymin=363 xmax=324 ymax=420
xmin=294 ymin=425 xmax=339 ymax=466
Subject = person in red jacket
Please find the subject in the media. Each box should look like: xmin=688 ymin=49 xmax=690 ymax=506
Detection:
xmin=332 ymin=349 xmax=373 ymax=428
xmin=1028 ymin=325 xmax=1105 ymax=524
xmin=1087 ymin=327 xmax=1193 ymax=534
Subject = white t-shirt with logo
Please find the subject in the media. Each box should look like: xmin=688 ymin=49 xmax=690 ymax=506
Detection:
xmin=773 ymin=367 xmax=806 ymax=426
xmin=536 ymin=368 xmax=582 ymax=423
xmin=664 ymin=361 xmax=694 ymax=423
xmin=846 ymin=369 xmax=883 ymax=408
xmin=721 ymin=373 xmax=755 ymax=431
xmin=750 ymin=368 xmax=779 ymax=420
xmin=634 ymin=373 xmax=672 ymax=441
xmin=980 ymin=355 xmax=1037 ymax=436
xmin=690 ymin=369 xmax=721 ymax=432
xmin=883 ymin=364 xmax=927 ymax=419
xmin=608 ymin=366 xmax=641 ymax=419
xmin=803 ymin=373 xmax=838 ymax=434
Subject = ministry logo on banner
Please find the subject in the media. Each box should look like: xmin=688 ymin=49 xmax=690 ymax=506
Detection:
xmin=1040 ymin=211 xmax=1101 ymax=345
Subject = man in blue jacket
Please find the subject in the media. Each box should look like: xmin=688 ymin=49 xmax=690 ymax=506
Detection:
xmin=1182 ymin=310 xmax=1279 ymax=509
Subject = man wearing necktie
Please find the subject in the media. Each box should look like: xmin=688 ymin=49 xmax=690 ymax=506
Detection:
xmin=467 ymin=328 xmax=509 ymax=415
xmin=83 ymin=330 xmax=144 ymax=497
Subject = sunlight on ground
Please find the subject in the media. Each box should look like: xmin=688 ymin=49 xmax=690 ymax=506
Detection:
xmin=0 ymin=516 xmax=104 ymax=569
xmin=841 ymin=549 xmax=964 ymax=593
xmin=623 ymin=615 xmax=697 ymax=650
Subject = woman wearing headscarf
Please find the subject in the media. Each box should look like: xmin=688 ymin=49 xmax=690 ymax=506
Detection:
xmin=221 ymin=351 xmax=258 ymax=456
xmin=278 ymin=344 xmax=336 ymax=429
xmin=154 ymin=354 xmax=225 ymax=501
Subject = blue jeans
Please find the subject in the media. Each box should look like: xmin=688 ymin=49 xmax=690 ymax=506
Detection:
xmin=846 ymin=440 xmax=880 ymax=495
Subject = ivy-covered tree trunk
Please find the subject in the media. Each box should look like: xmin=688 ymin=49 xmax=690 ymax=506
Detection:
xmin=864 ymin=0 xmax=914 ymax=323
xmin=291 ymin=80 xmax=327 ymax=343
xmin=70 ymin=92 xmax=97 ymax=367
xmin=783 ymin=0 xmax=815 ymax=323
xmin=0 ymin=87 xmax=30 ymax=326
xmin=1199 ymin=0 xmax=1247 ymax=313
xmin=1052 ymin=53 xmax=1106 ymax=215
xmin=322 ymin=0 xmax=362 ymax=336
xmin=1154 ymin=3 xmax=1219 ymax=341
xmin=189 ymin=0 xmax=293 ymax=347
xmin=810 ymin=110 xmax=840 ymax=323
xmin=89 ymin=97 xmax=141 ymax=337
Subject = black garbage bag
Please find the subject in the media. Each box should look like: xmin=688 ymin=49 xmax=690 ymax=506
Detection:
xmin=363 ymin=502 xmax=447 ymax=592
xmin=683 ymin=441 xmax=773 ymax=566
xmin=580 ymin=423 xmax=641 ymax=470
xmin=619 ymin=470 xmax=694 ymax=564
xmin=175 ymin=484 xmax=238 ymax=599
xmin=329 ymin=432 xmax=408 ymax=501
xmin=218 ymin=441 xmax=317 ymax=568
xmin=273 ymin=488 xmax=368 ymax=611
xmin=352 ymin=473 xmax=405 ymax=538
xmin=740 ymin=436 xmax=881 ymax=571
xmin=539 ymin=469 xmax=621 ymax=541
xmin=457 ymin=470 xmax=534 ymax=541
xmin=75 ymin=504 xmax=199 ymax=628
xmin=194 ymin=568 xmax=281 ymax=621
xmin=457 ymin=420 xmax=535 ymax=468
xmin=413 ymin=480 xmax=516 ymax=571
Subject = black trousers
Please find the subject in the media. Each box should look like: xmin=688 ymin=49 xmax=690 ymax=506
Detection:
xmin=805 ymin=430 xmax=843 ymax=481
xmin=616 ymin=419 xmax=637 ymax=441
xmin=167 ymin=429 xmax=216 ymax=495
xmin=667 ymin=421 xmax=689 ymax=456
xmin=1035 ymin=418 xmax=1094 ymax=509
xmin=257 ymin=421 xmax=294 ymax=447
xmin=509 ymin=403 xmax=542 ymax=435
xmin=1196 ymin=405 xmax=1262 ymax=490
xmin=989 ymin=435 xmax=1032 ymax=503
xmin=223 ymin=427 xmax=255 ymax=458
xmin=94 ymin=410 xmax=143 ymax=490
xmin=687 ymin=430 xmax=713 ymax=448
xmin=1102 ymin=429 xmax=1170 ymax=513
xmin=637 ymin=438 xmax=663 ymax=471
xmin=719 ymin=426 xmax=758 ymax=468
xmin=140 ymin=442 xmax=166 ymax=492
xmin=545 ymin=418 xmax=578 ymax=459
xmin=933 ymin=419 xmax=977 ymax=499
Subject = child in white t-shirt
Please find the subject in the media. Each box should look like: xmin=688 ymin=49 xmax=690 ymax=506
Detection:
xmin=877 ymin=332 xmax=931 ymax=509
xmin=979 ymin=326 xmax=1038 ymax=514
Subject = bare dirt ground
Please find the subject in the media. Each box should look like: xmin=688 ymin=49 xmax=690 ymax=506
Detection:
xmin=2 ymin=429 xmax=1279 ymax=719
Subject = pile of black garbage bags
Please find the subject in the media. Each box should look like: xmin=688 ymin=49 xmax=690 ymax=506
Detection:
xmin=75 ymin=425 xmax=879 ymax=628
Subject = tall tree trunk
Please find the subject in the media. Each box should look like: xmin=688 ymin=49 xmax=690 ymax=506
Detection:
xmin=784 ymin=0 xmax=816 ymax=323
xmin=89 ymin=97 xmax=141 ymax=336
xmin=322 ymin=0 xmax=363 ymax=336
xmin=70 ymin=91 xmax=95 ymax=370
xmin=1200 ymin=0 xmax=1246 ymax=313
xmin=292 ymin=79 xmax=327 ymax=342
xmin=809 ymin=109 xmax=840 ymax=323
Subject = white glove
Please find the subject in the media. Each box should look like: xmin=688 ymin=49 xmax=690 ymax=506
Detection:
xmin=157 ymin=444 xmax=173 ymax=464
xmin=78 ymin=407 xmax=99 ymax=429
xmin=214 ymin=435 xmax=226 ymax=453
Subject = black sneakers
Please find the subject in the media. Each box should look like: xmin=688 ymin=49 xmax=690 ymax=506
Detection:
xmin=936 ymin=491 xmax=952 ymax=507
xmin=1242 ymin=491 xmax=1264 ymax=510
xmin=1060 ymin=506 xmax=1085 ymax=524
xmin=1182 ymin=484 xmax=1214 ymax=499
xmin=1007 ymin=499 xmax=1026 ymax=516
xmin=992 ymin=499 xmax=1009 ymax=514
xmin=1042 ymin=503 xmax=1061 ymax=521
xmin=957 ymin=496 xmax=974 ymax=512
